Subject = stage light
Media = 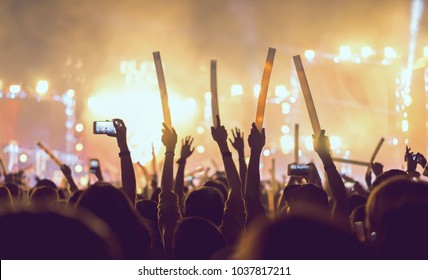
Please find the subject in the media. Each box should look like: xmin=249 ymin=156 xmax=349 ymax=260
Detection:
xmin=75 ymin=143 xmax=83 ymax=152
xmin=304 ymin=50 xmax=315 ymax=61
xmin=354 ymin=57 xmax=362 ymax=64
xmin=392 ymin=138 xmax=399 ymax=145
xmin=263 ymin=149 xmax=271 ymax=157
xmin=36 ymin=80 xmax=49 ymax=95
xmin=19 ymin=153 xmax=28 ymax=163
xmin=74 ymin=164 xmax=83 ymax=173
xmin=275 ymin=85 xmax=289 ymax=98
xmin=9 ymin=84 xmax=21 ymax=94
xmin=79 ymin=176 xmax=89 ymax=186
xmin=253 ymin=85 xmax=261 ymax=98
xmin=304 ymin=136 xmax=314 ymax=151
xmin=424 ymin=46 xmax=428 ymax=57
xmin=339 ymin=46 xmax=352 ymax=60
xmin=280 ymin=135 xmax=294 ymax=151
xmin=281 ymin=102 xmax=291 ymax=114
xmin=403 ymin=95 xmax=412 ymax=106
xmin=231 ymin=84 xmax=243 ymax=96
xmin=281 ymin=125 xmax=290 ymax=134
xmin=402 ymin=119 xmax=409 ymax=132
xmin=196 ymin=126 xmax=205 ymax=134
xmin=403 ymin=112 xmax=408 ymax=118
xmin=330 ymin=136 xmax=342 ymax=150
xmin=75 ymin=123 xmax=84 ymax=132
xmin=361 ymin=46 xmax=374 ymax=58
xmin=405 ymin=138 xmax=409 ymax=145
xmin=196 ymin=145 xmax=205 ymax=154
xmin=66 ymin=89 xmax=75 ymax=97
xmin=384 ymin=47 xmax=397 ymax=59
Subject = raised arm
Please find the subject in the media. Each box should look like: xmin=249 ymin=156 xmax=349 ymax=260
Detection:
xmin=60 ymin=164 xmax=79 ymax=193
xmin=211 ymin=115 xmax=246 ymax=245
xmin=112 ymin=118 xmax=136 ymax=205
xmin=313 ymin=130 xmax=348 ymax=220
xmin=229 ymin=127 xmax=247 ymax=194
xmin=174 ymin=136 xmax=194 ymax=211
xmin=245 ymin=123 xmax=267 ymax=224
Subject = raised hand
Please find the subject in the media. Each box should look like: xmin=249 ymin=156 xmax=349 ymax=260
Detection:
xmin=229 ymin=127 xmax=245 ymax=156
xmin=180 ymin=136 xmax=195 ymax=161
xmin=161 ymin=123 xmax=177 ymax=152
xmin=313 ymin=130 xmax=331 ymax=161
xmin=371 ymin=162 xmax=384 ymax=176
xmin=110 ymin=118 xmax=128 ymax=151
xmin=405 ymin=146 xmax=418 ymax=172
xmin=211 ymin=115 xmax=228 ymax=146
xmin=60 ymin=164 xmax=72 ymax=178
xmin=247 ymin=123 xmax=265 ymax=152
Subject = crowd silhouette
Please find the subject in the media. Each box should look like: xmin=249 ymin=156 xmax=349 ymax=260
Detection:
xmin=1 ymin=109 xmax=428 ymax=260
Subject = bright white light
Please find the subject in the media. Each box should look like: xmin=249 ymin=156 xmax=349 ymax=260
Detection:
xmin=196 ymin=126 xmax=205 ymax=134
xmin=280 ymin=135 xmax=294 ymax=152
xmin=36 ymin=80 xmax=49 ymax=94
xmin=403 ymin=95 xmax=412 ymax=106
xmin=9 ymin=84 xmax=21 ymax=94
xmin=19 ymin=153 xmax=28 ymax=163
xmin=74 ymin=164 xmax=83 ymax=173
xmin=339 ymin=46 xmax=352 ymax=60
xmin=361 ymin=46 xmax=374 ymax=58
xmin=424 ymin=46 xmax=428 ymax=58
xmin=275 ymin=85 xmax=289 ymax=98
xmin=354 ymin=57 xmax=362 ymax=64
xmin=345 ymin=150 xmax=350 ymax=156
xmin=402 ymin=119 xmax=409 ymax=132
xmin=305 ymin=136 xmax=314 ymax=151
xmin=196 ymin=145 xmax=205 ymax=154
xmin=281 ymin=102 xmax=291 ymax=114
xmin=281 ymin=125 xmax=290 ymax=134
xmin=253 ymin=85 xmax=261 ymax=98
xmin=330 ymin=136 xmax=342 ymax=150
xmin=75 ymin=123 xmax=84 ymax=132
xmin=79 ymin=176 xmax=89 ymax=186
xmin=384 ymin=47 xmax=397 ymax=59
xmin=75 ymin=143 xmax=83 ymax=152
xmin=290 ymin=96 xmax=296 ymax=103
xmin=405 ymin=138 xmax=409 ymax=145
xmin=231 ymin=84 xmax=243 ymax=96
xmin=263 ymin=149 xmax=271 ymax=157
xmin=67 ymin=89 xmax=75 ymax=97
xmin=304 ymin=50 xmax=316 ymax=61
xmin=392 ymin=138 xmax=399 ymax=145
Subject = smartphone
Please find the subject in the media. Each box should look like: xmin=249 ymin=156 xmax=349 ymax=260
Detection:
xmin=287 ymin=163 xmax=311 ymax=176
xmin=89 ymin=159 xmax=99 ymax=174
xmin=93 ymin=121 xmax=116 ymax=135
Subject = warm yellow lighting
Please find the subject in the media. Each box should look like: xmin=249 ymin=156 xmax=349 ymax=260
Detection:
xmin=19 ymin=153 xmax=28 ymax=163
xmin=75 ymin=123 xmax=84 ymax=132
xmin=424 ymin=46 xmax=428 ymax=58
xmin=196 ymin=126 xmax=205 ymax=134
xmin=253 ymin=85 xmax=261 ymax=98
xmin=384 ymin=47 xmax=397 ymax=59
xmin=305 ymin=136 xmax=314 ymax=151
xmin=330 ymin=136 xmax=342 ymax=150
xmin=361 ymin=46 xmax=374 ymax=58
xmin=231 ymin=84 xmax=243 ymax=96
xmin=36 ymin=80 xmax=49 ymax=94
xmin=403 ymin=95 xmax=412 ymax=106
xmin=9 ymin=84 xmax=21 ymax=94
xmin=79 ymin=176 xmax=89 ymax=186
xmin=75 ymin=143 xmax=84 ymax=152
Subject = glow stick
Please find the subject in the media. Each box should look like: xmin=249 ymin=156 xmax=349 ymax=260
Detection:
xmin=293 ymin=55 xmax=321 ymax=135
xmin=369 ymin=138 xmax=385 ymax=163
xmin=332 ymin=157 xmax=370 ymax=167
xmin=36 ymin=141 xmax=63 ymax=166
xmin=294 ymin=124 xmax=299 ymax=164
xmin=255 ymin=47 xmax=276 ymax=132
xmin=0 ymin=156 xmax=8 ymax=175
xmin=210 ymin=60 xmax=220 ymax=127
xmin=153 ymin=51 xmax=172 ymax=129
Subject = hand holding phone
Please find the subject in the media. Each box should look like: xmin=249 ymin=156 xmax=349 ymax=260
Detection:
xmin=288 ymin=163 xmax=311 ymax=176
xmin=93 ymin=121 xmax=116 ymax=136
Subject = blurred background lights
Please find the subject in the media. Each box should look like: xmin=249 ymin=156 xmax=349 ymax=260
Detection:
xmin=9 ymin=84 xmax=21 ymax=94
xmin=304 ymin=49 xmax=315 ymax=61
xmin=253 ymin=85 xmax=260 ymax=98
xmin=75 ymin=123 xmax=84 ymax=132
xmin=384 ymin=47 xmax=397 ymax=59
xmin=231 ymin=84 xmax=243 ymax=96
xmin=74 ymin=164 xmax=83 ymax=173
xmin=339 ymin=45 xmax=352 ymax=60
xmin=36 ymin=80 xmax=49 ymax=95
xmin=19 ymin=153 xmax=28 ymax=163
xmin=75 ymin=143 xmax=83 ymax=152
xmin=361 ymin=46 xmax=374 ymax=58
xmin=196 ymin=145 xmax=205 ymax=154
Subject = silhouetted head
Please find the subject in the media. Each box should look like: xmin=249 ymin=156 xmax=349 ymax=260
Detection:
xmin=35 ymin=179 xmax=57 ymax=189
xmin=288 ymin=183 xmax=329 ymax=219
xmin=0 ymin=208 xmax=121 ymax=259
xmin=202 ymin=179 xmax=228 ymax=201
xmin=151 ymin=188 xmax=161 ymax=204
xmin=174 ymin=217 xmax=226 ymax=259
xmin=68 ymin=190 xmax=84 ymax=206
xmin=236 ymin=215 xmax=369 ymax=259
xmin=136 ymin=199 xmax=158 ymax=227
xmin=213 ymin=172 xmax=228 ymax=189
xmin=348 ymin=194 xmax=367 ymax=215
xmin=30 ymin=186 xmax=59 ymax=207
xmin=0 ymin=187 xmax=14 ymax=210
xmin=3 ymin=182 xmax=21 ymax=200
xmin=277 ymin=184 xmax=300 ymax=213
xmin=371 ymin=169 xmax=407 ymax=190
xmin=184 ymin=187 xmax=224 ymax=226
xmin=77 ymin=182 xmax=151 ymax=259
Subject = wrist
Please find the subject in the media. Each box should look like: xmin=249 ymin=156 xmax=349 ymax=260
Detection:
xmin=177 ymin=158 xmax=186 ymax=164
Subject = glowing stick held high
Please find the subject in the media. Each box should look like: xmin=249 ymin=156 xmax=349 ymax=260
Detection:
xmin=255 ymin=47 xmax=276 ymax=132
xmin=294 ymin=124 xmax=299 ymax=164
xmin=210 ymin=60 xmax=220 ymax=127
xmin=153 ymin=51 xmax=172 ymax=129
xmin=36 ymin=141 xmax=63 ymax=166
xmin=369 ymin=138 xmax=385 ymax=163
xmin=332 ymin=157 xmax=370 ymax=167
xmin=293 ymin=55 xmax=321 ymax=136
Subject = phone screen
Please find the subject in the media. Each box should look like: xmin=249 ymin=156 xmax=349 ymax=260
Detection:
xmin=93 ymin=121 xmax=116 ymax=135
xmin=90 ymin=159 xmax=99 ymax=168
xmin=288 ymin=164 xmax=311 ymax=176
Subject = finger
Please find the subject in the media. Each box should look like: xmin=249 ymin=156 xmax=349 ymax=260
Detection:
xmin=189 ymin=137 xmax=194 ymax=147
xmin=216 ymin=114 xmax=221 ymax=126
xmin=190 ymin=147 xmax=195 ymax=154
xmin=231 ymin=129 xmax=236 ymax=139
xmin=228 ymin=138 xmax=233 ymax=146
